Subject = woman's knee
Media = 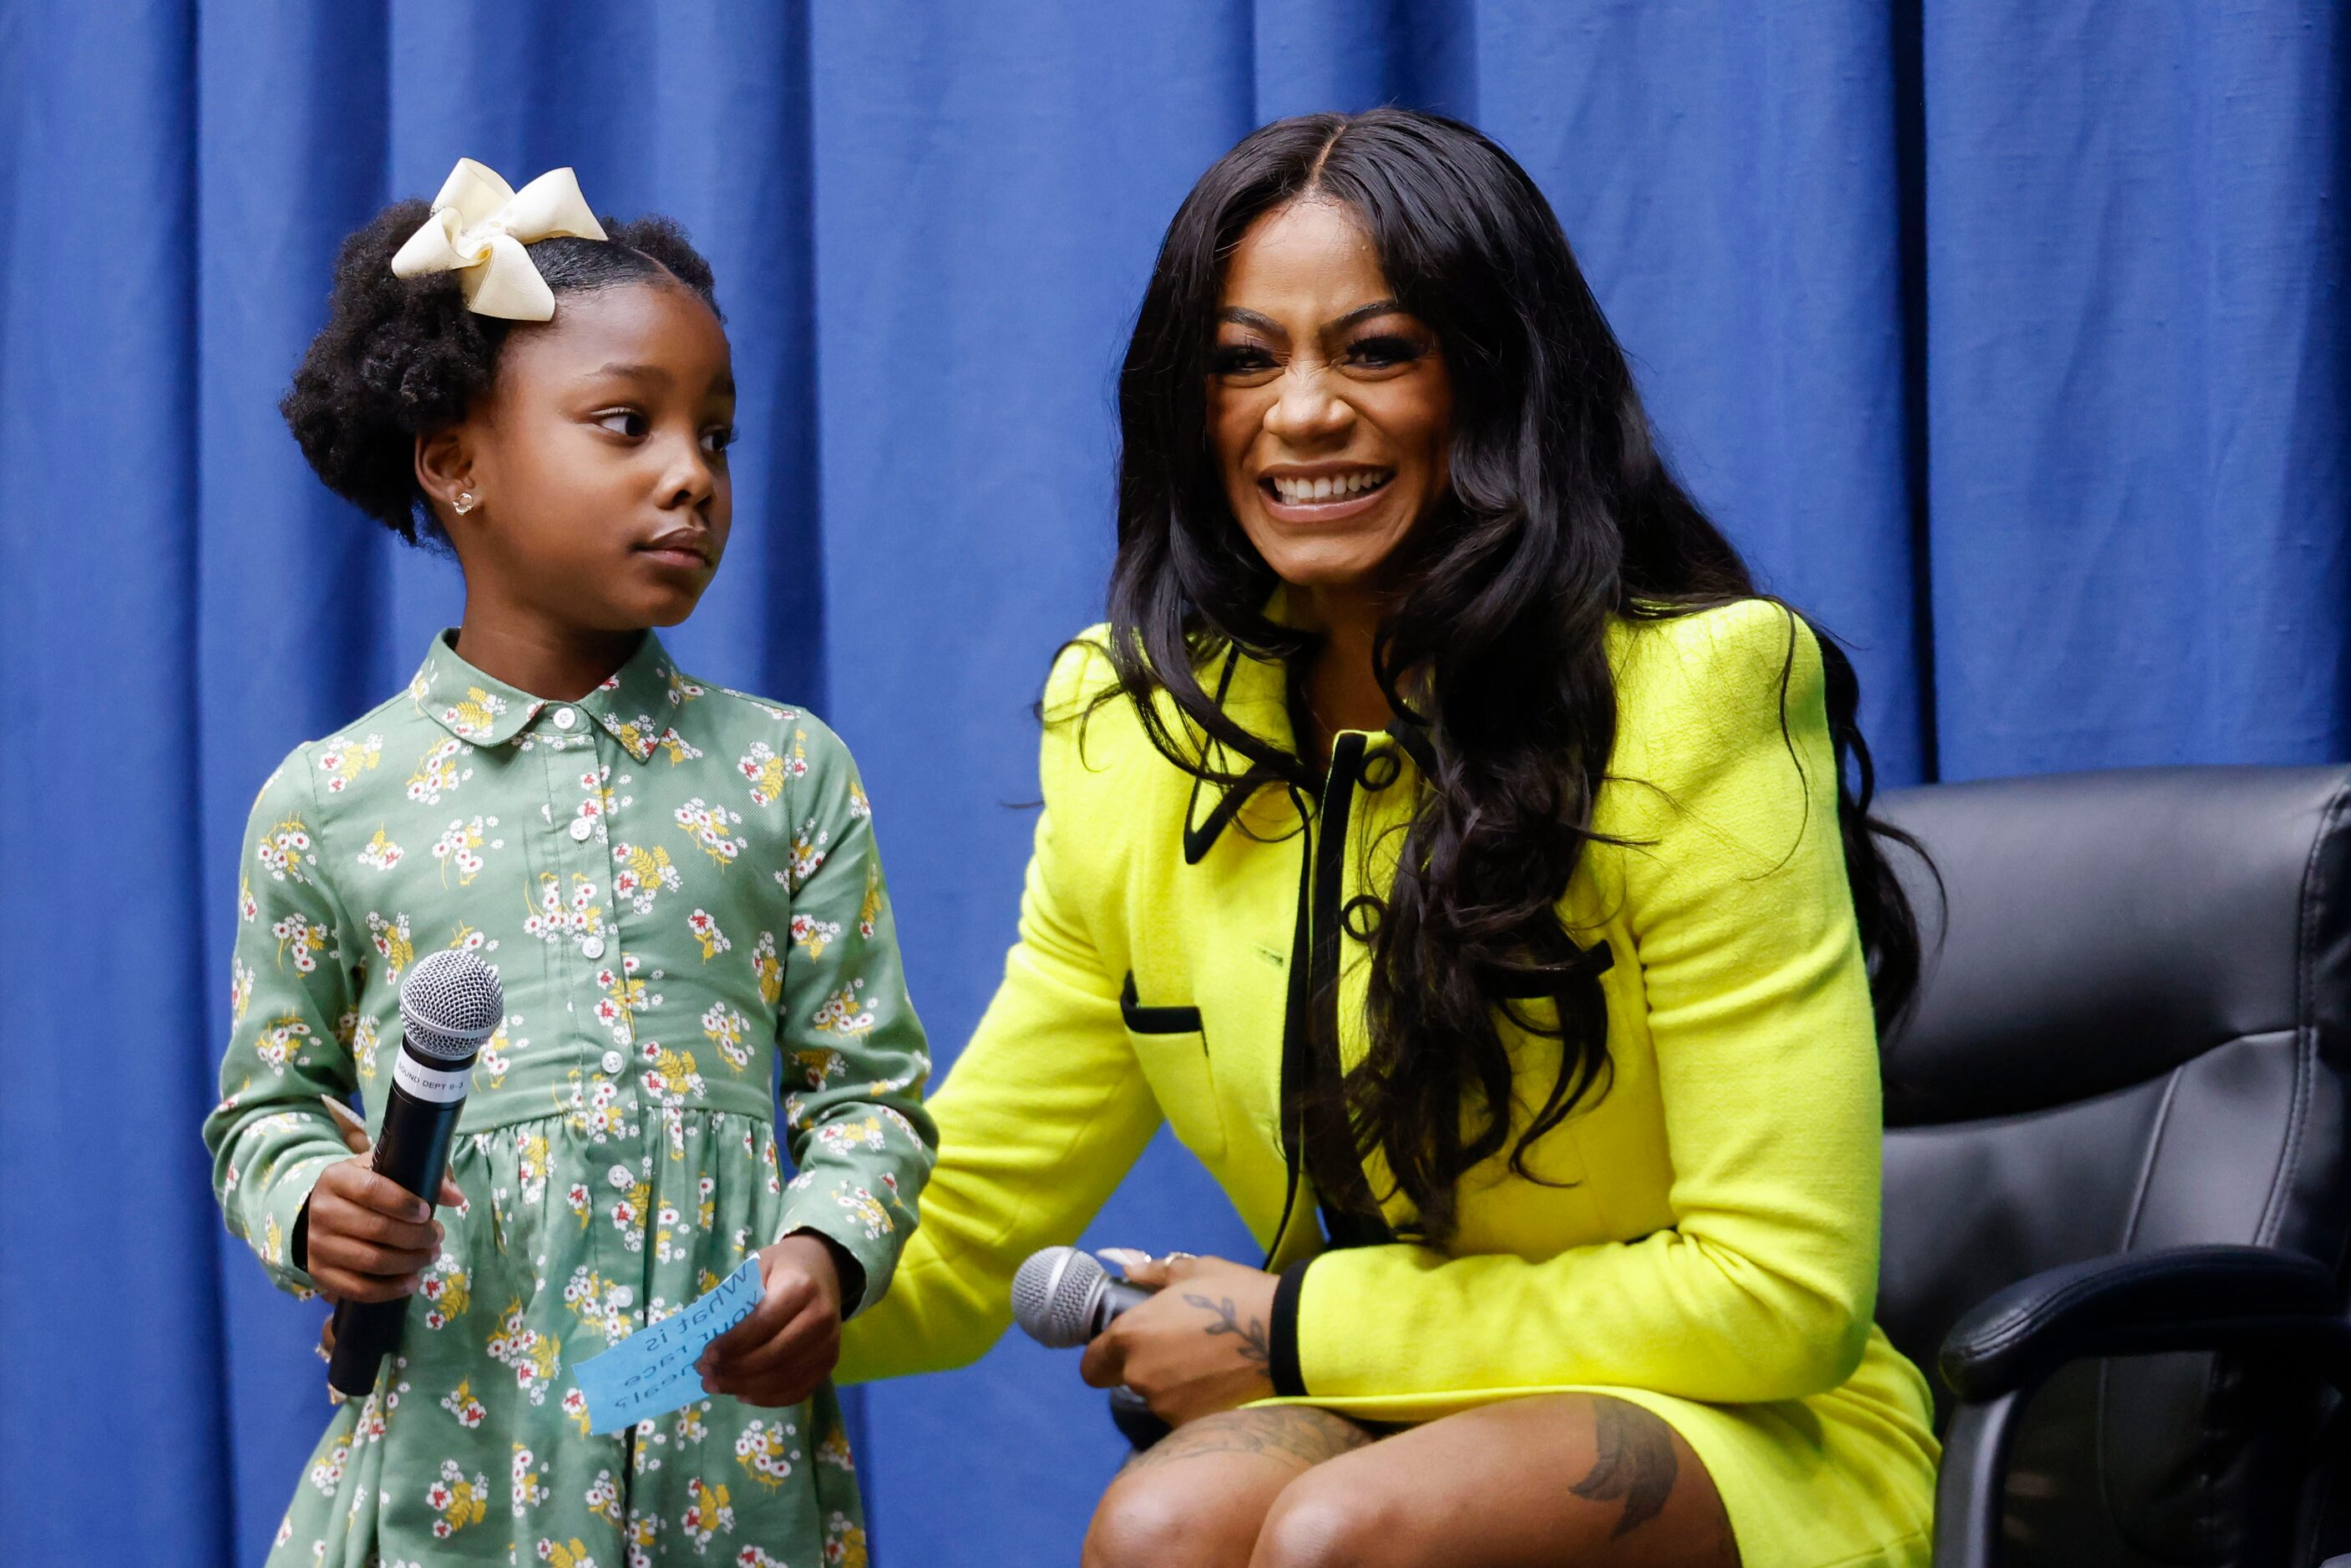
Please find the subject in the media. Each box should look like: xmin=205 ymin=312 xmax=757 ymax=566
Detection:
xmin=1084 ymin=1462 xmax=1269 ymax=1568
xmin=1250 ymin=1466 xmax=1403 ymax=1568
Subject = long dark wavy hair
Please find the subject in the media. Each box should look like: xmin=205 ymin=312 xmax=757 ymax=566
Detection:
xmin=1096 ymin=108 xmax=1928 ymax=1241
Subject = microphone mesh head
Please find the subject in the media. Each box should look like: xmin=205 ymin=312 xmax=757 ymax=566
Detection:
xmin=1011 ymin=1246 xmax=1107 ymax=1349
xmin=398 ymin=949 xmax=504 ymax=1061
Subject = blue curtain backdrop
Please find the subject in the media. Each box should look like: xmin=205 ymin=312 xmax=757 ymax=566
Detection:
xmin=3 ymin=2 xmax=2344 ymax=1563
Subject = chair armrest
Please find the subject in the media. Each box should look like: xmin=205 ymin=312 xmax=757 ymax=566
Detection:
xmin=1939 ymin=1243 xmax=2348 ymax=1403
xmin=1933 ymin=1244 xmax=2349 ymax=1568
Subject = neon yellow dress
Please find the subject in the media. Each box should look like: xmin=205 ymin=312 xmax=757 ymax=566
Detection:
xmin=839 ymin=599 xmax=1938 ymax=1566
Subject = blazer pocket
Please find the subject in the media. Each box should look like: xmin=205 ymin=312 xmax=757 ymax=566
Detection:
xmin=1120 ymin=972 xmax=1226 ymax=1160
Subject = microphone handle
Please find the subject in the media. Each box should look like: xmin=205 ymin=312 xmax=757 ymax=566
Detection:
xmin=1092 ymin=1278 xmax=1173 ymax=1446
xmin=1092 ymin=1278 xmax=1158 ymax=1335
xmin=325 ymin=1051 xmax=470 ymax=1398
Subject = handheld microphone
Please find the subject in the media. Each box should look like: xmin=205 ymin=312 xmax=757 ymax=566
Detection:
xmin=1011 ymin=1246 xmax=1158 ymax=1348
xmin=326 ymin=948 xmax=503 ymax=1398
xmin=1012 ymin=1246 xmax=1171 ymax=1447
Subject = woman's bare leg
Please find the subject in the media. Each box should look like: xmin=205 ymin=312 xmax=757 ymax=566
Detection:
xmin=1249 ymin=1394 xmax=1739 ymax=1568
xmin=1083 ymin=1407 xmax=1380 ymax=1568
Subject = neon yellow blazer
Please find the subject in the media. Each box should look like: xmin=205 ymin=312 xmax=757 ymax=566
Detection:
xmin=840 ymin=598 xmax=1938 ymax=1567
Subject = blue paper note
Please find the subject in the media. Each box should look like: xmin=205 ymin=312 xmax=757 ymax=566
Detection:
xmin=569 ymin=1256 xmax=765 ymax=1434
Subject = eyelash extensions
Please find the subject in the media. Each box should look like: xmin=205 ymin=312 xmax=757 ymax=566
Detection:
xmin=1207 ymin=335 xmax=1424 ymax=377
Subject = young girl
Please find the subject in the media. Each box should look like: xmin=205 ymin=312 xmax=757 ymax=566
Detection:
xmin=204 ymin=159 xmax=934 ymax=1567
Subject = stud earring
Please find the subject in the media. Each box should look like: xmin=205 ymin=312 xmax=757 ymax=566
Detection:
xmin=453 ymin=490 xmax=478 ymax=515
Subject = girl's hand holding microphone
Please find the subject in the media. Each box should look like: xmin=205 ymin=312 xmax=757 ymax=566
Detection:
xmin=308 ymin=1100 xmax=464 ymax=1307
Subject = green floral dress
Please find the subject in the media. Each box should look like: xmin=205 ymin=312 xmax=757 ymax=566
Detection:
xmin=203 ymin=630 xmax=935 ymax=1568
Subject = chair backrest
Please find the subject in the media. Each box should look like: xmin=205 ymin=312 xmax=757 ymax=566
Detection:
xmin=1872 ymin=766 xmax=2351 ymax=1566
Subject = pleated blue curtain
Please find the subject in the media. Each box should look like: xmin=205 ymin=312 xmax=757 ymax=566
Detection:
xmin=1 ymin=3 xmax=2342 ymax=1563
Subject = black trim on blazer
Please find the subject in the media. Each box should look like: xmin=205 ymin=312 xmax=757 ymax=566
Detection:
xmin=1260 ymin=811 xmax=1320 ymax=1269
xmin=1119 ymin=973 xmax=1203 ymax=1034
xmin=1182 ymin=650 xmax=1295 ymax=867
xmin=1268 ymin=1256 xmax=1314 ymax=1397
xmin=1300 ymin=733 xmax=1392 ymax=1243
xmin=1183 ymin=761 xmax=1287 ymax=867
xmin=1385 ymin=711 xmax=1438 ymax=777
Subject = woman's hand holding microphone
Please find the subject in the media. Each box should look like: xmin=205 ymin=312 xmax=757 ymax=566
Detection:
xmin=1077 ymin=1251 xmax=1281 ymax=1426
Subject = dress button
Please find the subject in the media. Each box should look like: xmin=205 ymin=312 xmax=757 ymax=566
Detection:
xmin=581 ymin=934 xmax=607 ymax=959
xmin=569 ymin=816 xmax=595 ymax=842
xmin=601 ymin=1050 xmax=625 ymax=1075
xmin=551 ymin=706 xmax=577 ymax=730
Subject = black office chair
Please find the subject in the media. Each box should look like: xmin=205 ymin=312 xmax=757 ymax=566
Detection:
xmin=1875 ymin=766 xmax=2351 ymax=1567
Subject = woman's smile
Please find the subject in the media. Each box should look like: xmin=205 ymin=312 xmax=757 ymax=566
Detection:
xmin=1256 ymin=463 xmax=1396 ymax=521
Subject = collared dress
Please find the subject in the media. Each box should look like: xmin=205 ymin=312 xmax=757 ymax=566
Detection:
xmin=204 ymin=630 xmax=935 ymax=1568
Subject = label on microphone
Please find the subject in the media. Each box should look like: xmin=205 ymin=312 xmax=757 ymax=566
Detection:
xmin=393 ymin=1050 xmax=474 ymax=1104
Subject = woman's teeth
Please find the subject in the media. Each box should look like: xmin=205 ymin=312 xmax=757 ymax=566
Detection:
xmin=1269 ymin=470 xmax=1391 ymax=504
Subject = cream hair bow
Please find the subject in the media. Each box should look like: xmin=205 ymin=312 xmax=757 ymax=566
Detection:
xmin=390 ymin=158 xmax=609 ymax=321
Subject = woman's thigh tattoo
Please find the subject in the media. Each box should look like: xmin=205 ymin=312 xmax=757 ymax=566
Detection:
xmin=1568 ymin=1399 xmax=1680 ymax=1538
xmin=1123 ymin=1407 xmax=1380 ymax=1473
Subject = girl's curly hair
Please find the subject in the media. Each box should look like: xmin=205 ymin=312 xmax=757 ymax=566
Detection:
xmin=281 ymin=200 xmax=721 ymax=543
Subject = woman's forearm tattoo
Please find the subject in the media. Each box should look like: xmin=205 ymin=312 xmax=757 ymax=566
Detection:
xmin=1568 ymin=1399 xmax=1678 ymax=1536
xmin=1183 ymin=1292 xmax=1272 ymax=1368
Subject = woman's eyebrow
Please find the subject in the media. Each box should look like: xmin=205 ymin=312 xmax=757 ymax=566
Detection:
xmin=1216 ymin=300 xmax=1413 ymax=339
xmin=1216 ymin=300 xmax=1410 ymax=338
xmin=1321 ymin=298 xmax=1408 ymax=335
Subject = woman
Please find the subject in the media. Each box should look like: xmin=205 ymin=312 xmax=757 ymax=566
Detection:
xmin=839 ymin=109 xmax=1939 ymax=1567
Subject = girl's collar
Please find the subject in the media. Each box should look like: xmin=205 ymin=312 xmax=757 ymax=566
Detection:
xmin=408 ymin=628 xmax=692 ymax=761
